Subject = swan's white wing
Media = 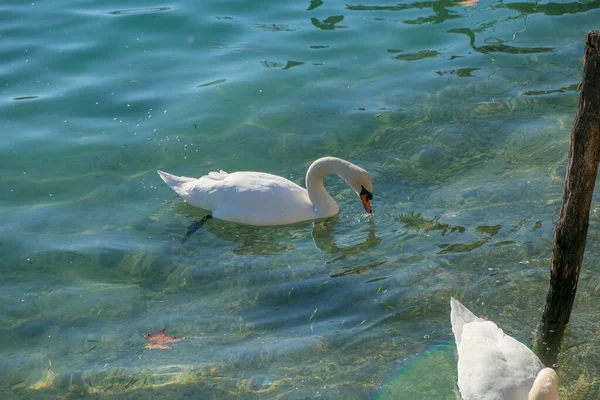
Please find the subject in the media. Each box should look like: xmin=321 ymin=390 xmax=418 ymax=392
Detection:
xmin=207 ymin=170 xmax=228 ymax=180
xmin=457 ymin=320 xmax=545 ymax=400
xmin=181 ymin=171 xmax=317 ymax=225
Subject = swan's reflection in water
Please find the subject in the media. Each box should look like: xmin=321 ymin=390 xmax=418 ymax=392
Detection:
xmin=184 ymin=218 xmax=301 ymax=255
xmin=311 ymin=216 xmax=383 ymax=265
xmin=172 ymin=205 xmax=384 ymax=272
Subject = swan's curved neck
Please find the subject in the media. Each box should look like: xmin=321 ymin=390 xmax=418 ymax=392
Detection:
xmin=305 ymin=157 xmax=355 ymax=217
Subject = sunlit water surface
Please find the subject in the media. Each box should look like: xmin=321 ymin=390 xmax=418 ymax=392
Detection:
xmin=1 ymin=0 xmax=600 ymax=398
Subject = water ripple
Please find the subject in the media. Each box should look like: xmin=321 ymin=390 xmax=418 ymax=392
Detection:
xmin=106 ymin=7 xmax=171 ymax=16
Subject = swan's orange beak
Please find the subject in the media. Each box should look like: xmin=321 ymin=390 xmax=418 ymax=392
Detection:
xmin=360 ymin=185 xmax=373 ymax=214
xmin=361 ymin=193 xmax=372 ymax=213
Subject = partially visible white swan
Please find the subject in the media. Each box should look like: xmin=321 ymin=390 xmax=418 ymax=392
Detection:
xmin=157 ymin=157 xmax=373 ymax=226
xmin=450 ymin=298 xmax=559 ymax=400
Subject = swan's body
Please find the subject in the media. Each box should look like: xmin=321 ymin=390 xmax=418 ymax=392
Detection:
xmin=157 ymin=157 xmax=373 ymax=226
xmin=450 ymin=298 xmax=559 ymax=400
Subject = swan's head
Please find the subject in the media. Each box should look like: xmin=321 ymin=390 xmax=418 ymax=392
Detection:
xmin=529 ymin=368 xmax=559 ymax=400
xmin=348 ymin=169 xmax=373 ymax=214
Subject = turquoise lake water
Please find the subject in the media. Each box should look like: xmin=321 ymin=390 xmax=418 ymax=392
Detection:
xmin=2 ymin=0 xmax=600 ymax=398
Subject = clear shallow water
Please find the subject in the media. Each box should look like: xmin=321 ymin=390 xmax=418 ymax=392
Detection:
xmin=1 ymin=0 xmax=600 ymax=398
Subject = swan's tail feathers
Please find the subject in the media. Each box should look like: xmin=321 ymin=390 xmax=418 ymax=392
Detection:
xmin=450 ymin=297 xmax=484 ymax=344
xmin=157 ymin=170 xmax=198 ymax=199
xmin=157 ymin=170 xmax=196 ymax=187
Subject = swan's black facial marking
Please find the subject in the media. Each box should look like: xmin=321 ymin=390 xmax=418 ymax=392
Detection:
xmin=360 ymin=185 xmax=373 ymax=213
xmin=360 ymin=185 xmax=373 ymax=201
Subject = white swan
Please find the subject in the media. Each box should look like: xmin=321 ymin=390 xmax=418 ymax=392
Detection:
xmin=450 ymin=298 xmax=559 ymax=400
xmin=157 ymin=157 xmax=373 ymax=226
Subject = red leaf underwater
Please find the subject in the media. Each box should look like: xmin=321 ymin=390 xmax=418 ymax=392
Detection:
xmin=143 ymin=329 xmax=185 ymax=350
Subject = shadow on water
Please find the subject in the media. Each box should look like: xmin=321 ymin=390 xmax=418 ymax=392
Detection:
xmin=346 ymin=1 xmax=464 ymax=25
xmin=346 ymin=1 xmax=467 ymax=12
xmin=404 ymin=4 xmax=462 ymax=25
xmin=307 ymin=0 xmax=324 ymax=11
xmin=183 ymin=218 xmax=301 ymax=255
xmin=397 ymin=212 xmax=465 ymax=237
xmin=310 ymin=16 xmax=346 ymax=30
xmin=523 ymin=84 xmax=579 ymax=96
xmin=347 ymin=0 xmax=600 ymax=18
xmin=394 ymin=50 xmax=441 ymax=61
xmin=106 ymin=7 xmax=170 ymax=15
xmin=497 ymin=0 xmax=600 ymax=16
xmin=448 ymin=28 xmax=555 ymax=54
xmin=395 ymin=212 xmax=518 ymax=255
xmin=176 ymin=206 xmax=383 ymax=259
xmin=436 ymin=68 xmax=481 ymax=78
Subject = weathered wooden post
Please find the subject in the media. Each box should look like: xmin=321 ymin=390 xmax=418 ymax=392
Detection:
xmin=541 ymin=30 xmax=600 ymax=329
xmin=537 ymin=30 xmax=600 ymax=366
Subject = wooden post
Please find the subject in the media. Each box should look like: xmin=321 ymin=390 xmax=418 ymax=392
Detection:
xmin=541 ymin=31 xmax=600 ymax=329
